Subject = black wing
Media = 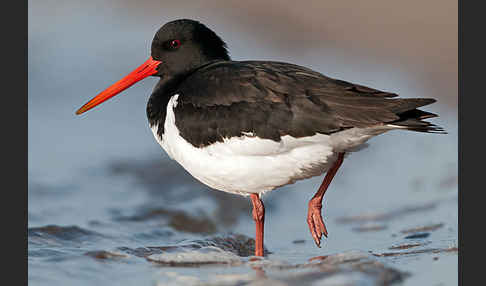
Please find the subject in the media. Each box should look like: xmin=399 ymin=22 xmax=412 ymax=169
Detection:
xmin=173 ymin=61 xmax=442 ymax=147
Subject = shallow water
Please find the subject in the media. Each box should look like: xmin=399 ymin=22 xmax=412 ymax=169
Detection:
xmin=28 ymin=116 xmax=458 ymax=285
xmin=29 ymin=1 xmax=457 ymax=285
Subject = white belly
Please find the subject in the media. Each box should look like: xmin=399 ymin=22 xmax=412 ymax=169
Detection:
xmin=150 ymin=94 xmax=393 ymax=195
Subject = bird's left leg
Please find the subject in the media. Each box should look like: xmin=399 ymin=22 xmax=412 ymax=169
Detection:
xmin=250 ymin=193 xmax=265 ymax=256
xmin=307 ymin=152 xmax=345 ymax=247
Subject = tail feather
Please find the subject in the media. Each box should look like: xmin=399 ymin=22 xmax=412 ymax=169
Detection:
xmin=389 ymin=107 xmax=446 ymax=134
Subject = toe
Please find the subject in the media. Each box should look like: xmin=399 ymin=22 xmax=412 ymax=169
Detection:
xmin=313 ymin=214 xmax=323 ymax=239
xmin=307 ymin=216 xmax=321 ymax=247
xmin=316 ymin=216 xmax=328 ymax=238
xmin=321 ymin=222 xmax=328 ymax=238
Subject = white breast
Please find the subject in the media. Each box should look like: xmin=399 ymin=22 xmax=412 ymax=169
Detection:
xmin=150 ymin=94 xmax=394 ymax=195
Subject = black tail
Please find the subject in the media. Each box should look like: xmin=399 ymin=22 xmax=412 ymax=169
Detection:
xmin=390 ymin=99 xmax=446 ymax=134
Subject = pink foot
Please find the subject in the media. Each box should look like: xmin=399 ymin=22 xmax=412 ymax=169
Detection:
xmin=307 ymin=199 xmax=328 ymax=247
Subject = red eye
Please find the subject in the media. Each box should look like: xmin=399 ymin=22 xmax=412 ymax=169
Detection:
xmin=170 ymin=39 xmax=181 ymax=49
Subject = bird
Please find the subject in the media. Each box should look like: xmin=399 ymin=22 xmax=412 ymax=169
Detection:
xmin=76 ymin=19 xmax=445 ymax=257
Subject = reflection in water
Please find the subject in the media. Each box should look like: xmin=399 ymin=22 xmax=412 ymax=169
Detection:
xmin=252 ymin=266 xmax=267 ymax=279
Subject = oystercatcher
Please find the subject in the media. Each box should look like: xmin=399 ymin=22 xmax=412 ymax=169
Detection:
xmin=76 ymin=19 xmax=445 ymax=257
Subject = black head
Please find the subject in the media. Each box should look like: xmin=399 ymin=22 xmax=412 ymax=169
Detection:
xmin=76 ymin=19 xmax=229 ymax=115
xmin=151 ymin=19 xmax=230 ymax=78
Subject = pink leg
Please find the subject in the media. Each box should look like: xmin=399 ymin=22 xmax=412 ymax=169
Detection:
xmin=250 ymin=193 xmax=265 ymax=256
xmin=307 ymin=152 xmax=345 ymax=247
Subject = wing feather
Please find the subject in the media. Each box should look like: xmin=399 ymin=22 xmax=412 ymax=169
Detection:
xmin=172 ymin=61 xmax=440 ymax=147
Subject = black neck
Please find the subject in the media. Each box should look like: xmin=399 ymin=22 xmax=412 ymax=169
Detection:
xmin=146 ymin=60 xmax=225 ymax=130
xmin=146 ymin=75 xmax=182 ymax=128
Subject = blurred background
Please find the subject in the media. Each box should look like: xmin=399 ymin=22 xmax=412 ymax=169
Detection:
xmin=28 ymin=1 xmax=457 ymax=285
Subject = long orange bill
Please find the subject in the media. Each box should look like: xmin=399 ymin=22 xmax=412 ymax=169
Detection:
xmin=76 ymin=57 xmax=162 ymax=115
